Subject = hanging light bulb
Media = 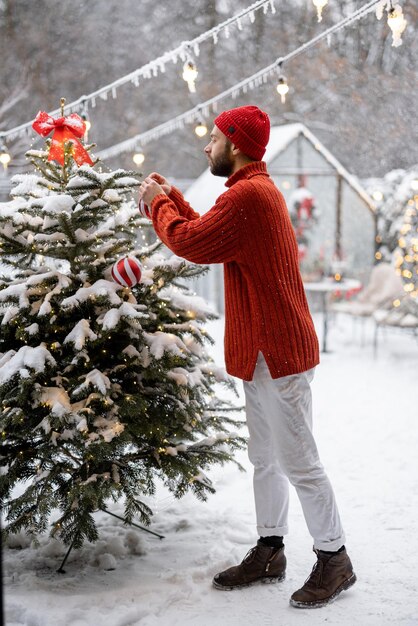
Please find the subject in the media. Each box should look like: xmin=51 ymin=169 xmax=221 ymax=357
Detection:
xmin=194 ymin=114 xmax=208 ymax=138
xmin=276 ymin=75 xmax=289 ymax=104
xmin=182 ymin=59 xmax=198 ymax=93
xmin=312 ymin=0 xmax=328 ymax=22
xmin=387 ymin=4 xmax=407 ymax=47
xmin=0 ymin=140 xmax=11 ymax=170
xmin=133 ymin=147 xmax=145 ymax=166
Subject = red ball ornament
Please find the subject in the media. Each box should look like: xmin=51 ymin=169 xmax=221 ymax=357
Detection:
xmin=111 ymin=256 xmax=142 ymax=287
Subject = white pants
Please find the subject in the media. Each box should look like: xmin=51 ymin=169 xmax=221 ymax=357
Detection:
xmin=243 ymin=353 xmax=345 ymax=551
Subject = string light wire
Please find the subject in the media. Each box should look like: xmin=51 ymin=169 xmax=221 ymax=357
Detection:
xmin=97 ymin=0 xmax=384 ymax=160
xmin=1 ymin=0 xmax=276 ymax=142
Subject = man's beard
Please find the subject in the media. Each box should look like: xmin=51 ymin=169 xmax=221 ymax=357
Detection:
xmin=209 ymin=145 xmax=234 ymax=177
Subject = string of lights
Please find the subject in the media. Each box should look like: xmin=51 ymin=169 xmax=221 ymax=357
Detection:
xmin=0 ymin=0 xmax=276 ymax=143
xmin=0 ymin=0 xmax=408 ymax=168
xmin=97 ymin=0 xmax=391 ymax=162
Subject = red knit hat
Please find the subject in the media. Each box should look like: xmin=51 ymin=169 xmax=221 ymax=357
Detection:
xmin=214 ymin=105 xmax=270 ymax=161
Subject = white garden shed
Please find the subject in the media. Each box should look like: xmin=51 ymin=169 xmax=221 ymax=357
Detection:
xmin=185 ymin=123 xmax=377 ymax=313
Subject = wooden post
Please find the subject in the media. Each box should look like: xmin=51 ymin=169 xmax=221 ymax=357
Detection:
xmin=296 ymin=133 xmax=304 ymax=187
xmin=335 ymin=174 xmax=343 ymax=260
xmin=373 ymin=211 xmax=379 ymax=264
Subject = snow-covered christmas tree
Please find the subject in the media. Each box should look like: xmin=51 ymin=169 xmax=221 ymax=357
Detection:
xmin=0 ymin=107 xmax=243 ymax=549
xmin=366 ymin=165 xmax=418 ymax=295
xmin=364 ymin=166 xmax=418 ymax=324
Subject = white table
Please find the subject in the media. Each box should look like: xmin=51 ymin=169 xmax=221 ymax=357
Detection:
xmin=304 ymin=278 xmax=362 ymax=352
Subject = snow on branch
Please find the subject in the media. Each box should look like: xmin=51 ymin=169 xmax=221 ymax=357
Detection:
xmin=99 ymin=302 xmax=147 ymax=331
xmin=0 ymin=345 xmax=56 ymax=384
xmin=73 ymin=368 xmax=111 ymax=396
xmin=159 ymin=285 xmax=216 ymax=318
xmin=61 ymin=279 xmax=123 ymax=309
xmin=39 ymin=386 xmax=72 ymax=417
xmin=166 ymin=367 xmax=204 ymax=387
xmin=143 ymin=331 xmax=188 ymax=360
xmin=63 ymin=319 xmax=98 ymax=350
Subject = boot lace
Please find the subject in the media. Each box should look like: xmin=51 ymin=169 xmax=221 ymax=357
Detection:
xmin=304 ymin=556 xmax=325 ymax=588
xmin=242 ymin=546 xmax=258 ymax=564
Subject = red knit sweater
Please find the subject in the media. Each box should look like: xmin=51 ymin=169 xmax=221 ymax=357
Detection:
xmin=150 ymin=161 xmax=319 ymax=381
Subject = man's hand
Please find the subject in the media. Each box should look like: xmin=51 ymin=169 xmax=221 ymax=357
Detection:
xmin=139 ymin=176 xmax=165 ymax=206
xmin=149 ymin=172 xmax=171 ymax=195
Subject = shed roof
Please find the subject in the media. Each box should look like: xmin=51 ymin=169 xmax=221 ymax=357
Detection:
xmin=185 ymin=123 xmax=376 ymax=214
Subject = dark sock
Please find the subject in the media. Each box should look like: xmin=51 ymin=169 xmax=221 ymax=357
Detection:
xmin=258 ymin=535 xmax=284 ymax=549
xmin=319 ymin=545 xmax=345 ymax=556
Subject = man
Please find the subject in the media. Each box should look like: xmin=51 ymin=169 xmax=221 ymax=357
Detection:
xmin=138 ymin=105 xmax=356 ymax=608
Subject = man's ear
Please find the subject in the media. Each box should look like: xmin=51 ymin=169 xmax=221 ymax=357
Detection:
xmin=231 ymin=144 xmax=241 ymax=156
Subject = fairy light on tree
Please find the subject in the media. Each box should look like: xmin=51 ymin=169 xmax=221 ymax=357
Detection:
xmin=395 ymin=192 xmax=418 ymax=298
xmin=371 ymin=166 xmax=418 ymax=301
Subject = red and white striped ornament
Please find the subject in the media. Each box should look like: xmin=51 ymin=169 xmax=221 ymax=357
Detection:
xmin=111 ymin=256 xmax=142 ymax=287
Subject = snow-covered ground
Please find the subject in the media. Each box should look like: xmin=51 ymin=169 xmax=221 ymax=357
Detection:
xmin=3 ymin=313 xmax=418 ymax=626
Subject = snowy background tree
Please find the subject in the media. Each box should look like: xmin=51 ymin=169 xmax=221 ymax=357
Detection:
xmin=364 ymin=165 xmax=418 ymax=321
xmin=366 ymin=165 xmax=418 ymax=289
xmin=0 ymin=112 xmax=244 ymax=549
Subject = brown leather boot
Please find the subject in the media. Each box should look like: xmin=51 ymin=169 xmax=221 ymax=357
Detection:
xmin=212 ymin=541 xmax=286 ymax=590
xmin=290 ymin=547 xmax=357 ymax=608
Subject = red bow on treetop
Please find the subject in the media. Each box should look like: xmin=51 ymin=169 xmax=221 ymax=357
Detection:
xmin=32 ymin=111 xmax=93 ymax=166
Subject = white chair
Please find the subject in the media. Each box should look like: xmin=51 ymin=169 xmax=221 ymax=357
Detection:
xmin=373 ymin=296 xmax=418 ymax=354
xmin=331 ymin=262 xmax=405 ymax=345
xmin=332 ymin=262 xmax=404 ymax=317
